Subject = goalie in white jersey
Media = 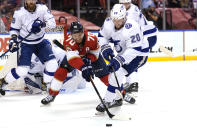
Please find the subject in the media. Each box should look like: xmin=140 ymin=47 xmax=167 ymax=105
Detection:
xmin=24 ymin=43 xmax=86 ymax=94
xmin=98 ymin=4 xmax=149 ymax=109
xmin=119 ymin=0 xmax=158 ymax=93
xmin=0 ymin=0 xmax=58 ymax=96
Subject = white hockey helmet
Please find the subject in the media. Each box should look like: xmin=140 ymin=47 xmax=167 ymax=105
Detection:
xmin=119 ymin=0 xmax=131 ymax=3
xmin=110 ymin=4 xmax=127 ymax=20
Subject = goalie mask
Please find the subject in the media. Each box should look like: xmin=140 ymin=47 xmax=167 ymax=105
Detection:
xmin=24 ymin=0 xmax=37 ymax=12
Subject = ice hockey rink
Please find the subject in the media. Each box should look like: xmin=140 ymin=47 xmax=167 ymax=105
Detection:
xmin=0 ymin=60 xmax=197 ymax=131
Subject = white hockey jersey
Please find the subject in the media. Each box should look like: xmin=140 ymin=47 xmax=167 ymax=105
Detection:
xmin=29 ymin=43 xmax=66 ymax=74
xmin=10 ymin=4 xmax=56 ymax=44
xmin=28 ymin=44 xmax=85 ymax=93
xmin=98 ymin=18 xmax=149 ymax=64
xmin=126 ymin=3 xmax=158 ymax=37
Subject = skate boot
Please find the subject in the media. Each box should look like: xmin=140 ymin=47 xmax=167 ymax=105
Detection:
xmin=121 ymin=89 xmax=136 ymax=104
xmin=41 ymin=95 xmax=56 ymax=105
xmin=123 ymin=82 xmax=138 ymax=93
xmin=96 ymin=99 xmax=123 ymax=112
xmin=123 ymin=93 xmax=136 ymax=104
xmin=0 ymin=78 xmax=7 ymax=96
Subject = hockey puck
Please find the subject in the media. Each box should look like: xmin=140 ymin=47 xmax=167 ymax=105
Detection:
xmin=106 ymin=124 xmax=112 ymax=127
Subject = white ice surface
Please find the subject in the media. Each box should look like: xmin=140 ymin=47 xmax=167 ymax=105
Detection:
xmin=1 ymin=61 xmax=197 ymax=131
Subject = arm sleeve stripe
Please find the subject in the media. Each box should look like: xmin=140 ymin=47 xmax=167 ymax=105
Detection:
xmin=143 ymin=27 xmax=157 ymax=35
xmin=10 ymin=27 xmax=20 ymax=32
xmin=18 ymin=34 xmax=45 ymax=42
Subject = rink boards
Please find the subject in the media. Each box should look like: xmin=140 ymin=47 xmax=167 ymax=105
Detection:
xmin=0 ymin=30 xmax=197 ymax=70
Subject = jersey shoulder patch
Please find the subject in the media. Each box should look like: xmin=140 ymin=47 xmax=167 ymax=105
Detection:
xmin=105 ymin=17 xmax=111 ymax=22
xmin=125 ymin=23 xmax=132 ymax=29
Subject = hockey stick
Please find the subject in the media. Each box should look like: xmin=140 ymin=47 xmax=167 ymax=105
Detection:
xmin=109 ymin=56 xmax=123 ymax=99
xmin=90 ymin=77 xmax=131 ymax=120
xmin=0 ymin=32 xmax=32 ymax=58
xmin=111 ymin=67 xmax=124 ymax=99
xmin=159 ymin=45 xmax=174 ymax=57
xmin=89 ymin=77 xmax=114 ymax=119
xmin=53 ymin=39 xmax=64 ymax=50
xmin=159 ymin=45 xmax=197 ymax=57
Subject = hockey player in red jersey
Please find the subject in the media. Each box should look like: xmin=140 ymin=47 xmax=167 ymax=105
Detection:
xmin=41 ymin=22 xmax=135 ymax=112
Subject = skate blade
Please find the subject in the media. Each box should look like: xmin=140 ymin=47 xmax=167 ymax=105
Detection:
xmin=112 ymin=114 xmax=132 ymax=121
xmin=40 ymin=103 xmax=52 ymax=107
xmin=95 ymin=111 xmax=105 ymax=116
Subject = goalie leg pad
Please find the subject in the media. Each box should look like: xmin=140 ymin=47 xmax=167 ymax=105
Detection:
xmin=5 ymin=66 xmax=29 ymax=83
xmin=24 ymin=77 xmax=41 ymax=89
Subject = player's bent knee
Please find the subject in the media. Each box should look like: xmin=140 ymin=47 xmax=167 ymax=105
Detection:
xmin=45 ymin=59 xmax=58 ymax=72
xmin=16 ymin=66 xmax=29 ymax=77
xmin=54 ymin=67 xmax=68 ymax=81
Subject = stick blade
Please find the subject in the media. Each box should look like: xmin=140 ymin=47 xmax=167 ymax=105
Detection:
xmin=112 ymin=114 xmax=132 ymax=121
xmin=159 ymin=45 xmax=174 ymax=57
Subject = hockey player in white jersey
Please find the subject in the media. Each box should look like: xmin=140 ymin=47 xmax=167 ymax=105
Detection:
xmin=97 ymin=4 xmax=149 ymax=111
xmin=0 ymin=0 xmax=58 ymax=96
xmin=24 ymin=43 xmax=86 ymax=94
xmin=119 ymin=0 xmax=158 ymax=94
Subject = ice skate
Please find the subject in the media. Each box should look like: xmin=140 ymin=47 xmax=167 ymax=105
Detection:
xmin=41 ymin=95 xmax=56 ymax=105
xmin=96 ymin=98 xmax=123 ymax=113
xmin=123 ymin=93 xmax=136 ymax=104
xmin=123 ymin=82 xmax=139 ymax=93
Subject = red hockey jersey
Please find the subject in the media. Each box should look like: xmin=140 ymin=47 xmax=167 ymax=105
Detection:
xmin=63 ymin=30 xmax=100 ymax=70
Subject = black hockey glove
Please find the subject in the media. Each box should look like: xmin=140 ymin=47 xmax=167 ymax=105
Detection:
xmin=82 ymin=57 xmax=92 ymax=67
xmin=80 ymin=64 xmax=94 ymax=82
